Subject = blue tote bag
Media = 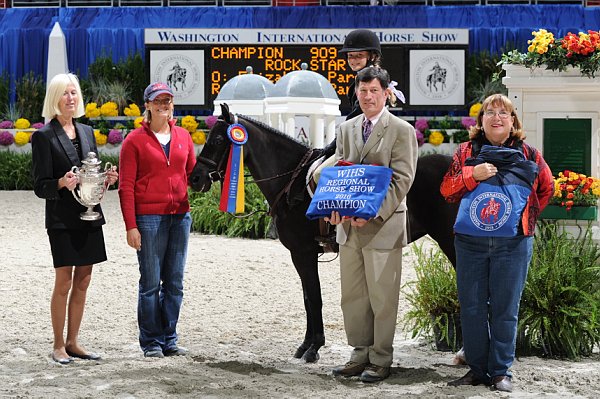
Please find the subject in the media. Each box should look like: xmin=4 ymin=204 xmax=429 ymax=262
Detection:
xmin=306 ymin=164 xmax=392 ymax=220
xmin=454 ymin=145 xmax=539 ymax=237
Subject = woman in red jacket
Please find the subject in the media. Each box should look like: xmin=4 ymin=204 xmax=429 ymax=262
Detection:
xmin=441 ymin=94 xmax=553 ymax=392
xmin=118 ymin=82 xmax=196 ymax=358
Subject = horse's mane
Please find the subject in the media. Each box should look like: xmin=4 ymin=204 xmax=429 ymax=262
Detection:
xmin=236 ymin=113 xmax=311 ymax=150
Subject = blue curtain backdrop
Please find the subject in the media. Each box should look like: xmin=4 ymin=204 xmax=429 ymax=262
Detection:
xmin=1 ymin=5 xmax=599 ymax=86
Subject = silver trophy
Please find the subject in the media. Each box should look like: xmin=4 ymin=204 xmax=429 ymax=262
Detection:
xmin=71 ymin=152 xmax=112 ymax=221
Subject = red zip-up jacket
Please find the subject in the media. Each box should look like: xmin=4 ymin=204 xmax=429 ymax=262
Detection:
xmin=440 ymin=140 xmax=553 ymax=236
xmin=118 ymin=119 xmax=197 ymax=231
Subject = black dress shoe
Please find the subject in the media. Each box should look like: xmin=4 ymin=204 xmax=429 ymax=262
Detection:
xmin=448 ymin=370 xmax=491 ymax=387
xmin=66 ymin=349 xmax=101 ymax=361
xmin=492 ymin=375 xmax=513 ymax=392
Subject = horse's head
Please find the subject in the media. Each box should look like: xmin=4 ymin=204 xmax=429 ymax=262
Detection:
xmin=189 ymin=104 xmax=236 ymax=192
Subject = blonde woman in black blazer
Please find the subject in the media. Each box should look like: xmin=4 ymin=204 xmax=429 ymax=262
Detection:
xmin=31 ymin=73 xmax=117 ymax=364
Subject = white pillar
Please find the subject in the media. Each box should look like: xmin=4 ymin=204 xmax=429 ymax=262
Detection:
xmin=309 ymin=115 xmax=325 ymax=148
xmin=284 ymin=113 xmax=295 ymax=137
xmin=325 ymin=117 xmax=336 ymax=145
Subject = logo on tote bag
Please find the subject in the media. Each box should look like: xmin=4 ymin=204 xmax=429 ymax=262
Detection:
xmin=469 ymin=191 xmax=512 ymax=231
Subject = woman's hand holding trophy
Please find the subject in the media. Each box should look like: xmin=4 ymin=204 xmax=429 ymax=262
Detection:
xmin=70 ymin=152 xmax=119 ymax=221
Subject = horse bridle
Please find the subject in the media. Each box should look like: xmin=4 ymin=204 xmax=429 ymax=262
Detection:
xmin=200 ymin=116 xmax=319 ymax=216
xmin=196 ymin=119 xmax=233 ymax=183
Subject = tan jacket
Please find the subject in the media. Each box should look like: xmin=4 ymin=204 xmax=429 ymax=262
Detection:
xmin=335 ymin=109 xmax=418 ymax=249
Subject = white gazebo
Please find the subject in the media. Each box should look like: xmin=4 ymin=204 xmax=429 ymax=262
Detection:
xmin=213 ymin=66 xmax=274 ymax=122
xmin=264 ymin=63 xmax=340 ymax=148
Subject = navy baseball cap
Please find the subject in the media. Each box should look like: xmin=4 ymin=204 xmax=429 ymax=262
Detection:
xmin=144 ymin=82 xmax=174 ymax=102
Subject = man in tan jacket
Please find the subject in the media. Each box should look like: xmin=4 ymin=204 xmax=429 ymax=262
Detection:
xmin=326 ymin=66 xmax=418 ymax=382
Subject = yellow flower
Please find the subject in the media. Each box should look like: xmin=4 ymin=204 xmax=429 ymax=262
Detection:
xmin=100 ymin=102 xmax=119 ymax=117
xmin=469 ymin=103 xmax=482 ymax=118
xmin=428 ymin=130 xmax=444 ymax=146
xmin=14 ymin=131 xmax=30 ymax=146
xmin=124 ymin=103 xmax=141 ymax=117
xmin=85 ymin=103 xmax=101 ymax=118
xmin=527 ymin=29 xmax=554 ymax=55
xmin=551 ymin=169 xmax=600 ymax=207
xmin=191 ymin=131 xmax=206 ymax=145
xmin=14 ymin=118 xmax=30 ymax=129
xmin=181 ymin=115 xmax=199 ymax=133
xmin=94 ymin=130 xmax=107 ymax=146
xmin=134 ymin=116 xmax=144 ymax=128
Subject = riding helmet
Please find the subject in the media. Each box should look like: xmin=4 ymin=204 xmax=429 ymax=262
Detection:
xmin=339 ymin=29 xmax=381 ymax=55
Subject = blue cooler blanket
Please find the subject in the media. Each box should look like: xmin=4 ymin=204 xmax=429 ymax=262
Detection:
xmin=306 ymin=164 xmax=392 ymax=220
xmin=454 ymin=145 xmax=539 ymax=237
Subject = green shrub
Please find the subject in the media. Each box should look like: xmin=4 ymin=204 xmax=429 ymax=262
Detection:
xmin=15 ymin=72 xmax=45 ymax=123
xmin=518 ymin=222 xmax=600 ymax=359
xmin=0 ymin=151 xmax=33 ymax=190
xmin=84 ymin=52 xmax=146 ymax=106
xmin=403 ymin=242 xmax=461 ymax=351
xmin=0 ymin=72 xmax=9 ymax=117
xmin=465 ymin=49 xmax=513 ymax=105
xmin=189 ymin=179 xmax=272 ymax=239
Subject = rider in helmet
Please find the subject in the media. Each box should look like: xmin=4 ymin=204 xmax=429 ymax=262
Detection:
xmin=338 ymin=29 xmax=383 ymax=120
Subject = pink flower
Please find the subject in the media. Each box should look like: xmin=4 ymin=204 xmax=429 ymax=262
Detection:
xmin=31 ymin=122 xmax=45 ymax=129
xmin=461 ymin=117 xmax=476 ymax=129
xmin=415 ymin=118 xmax=429 ymax=132
xmin=0 ymin=131 xmax=14 ymax=146
xmin=107 ymin=129 xmax=124 ymax=145
xmin=415 ymin=129 xmax=425 ymax=147
xmin=0 ymin=120 xmax=13 ymax=129
xmin=205 ymin=115 xmax=218 ymax=129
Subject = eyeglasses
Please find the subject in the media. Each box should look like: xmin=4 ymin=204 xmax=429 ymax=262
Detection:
xmin=152 ymin=98 xmax=172 ymax=106
xmin=483 ymin=110 xmax=511 ymax=119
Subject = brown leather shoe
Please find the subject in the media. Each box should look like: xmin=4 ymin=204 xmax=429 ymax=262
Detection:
xmin=332 ymin=361 xmax=367 ymax=377
xmin=448 ymin=370 xmax=491 ymax=387
xmin=360 ymin=363 xmax=391 ymax=382
xmin=492 ymin=376 xmax=513 ymax=392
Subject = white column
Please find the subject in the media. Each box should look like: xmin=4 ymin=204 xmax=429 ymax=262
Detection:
xmin=283 ymin=114 xmax=295 ymax=137
xmin=325 ymin=117 xmax=336 ymax=145
xmin=309 ymin=115 xmax=325 ymax=148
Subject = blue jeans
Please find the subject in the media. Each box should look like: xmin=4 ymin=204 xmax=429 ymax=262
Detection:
xmin=454 ymin=233 xmax=533 ymax=380
xmin=136 ymin=213 xmax=191 ymax=353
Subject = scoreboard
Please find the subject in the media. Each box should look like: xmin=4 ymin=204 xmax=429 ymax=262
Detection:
xmin=145 ymin=28 xmax=469 ymax=111
xmin=207 ymin=45 xmax=405 ymax=111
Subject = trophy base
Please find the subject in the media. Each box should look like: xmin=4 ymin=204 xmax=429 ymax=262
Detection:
xmin=80 ymin=209 xmax=101 ymax=221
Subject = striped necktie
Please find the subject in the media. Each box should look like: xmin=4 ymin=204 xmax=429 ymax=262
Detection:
xmin=363 ymin=119 xmax=373 ymax=143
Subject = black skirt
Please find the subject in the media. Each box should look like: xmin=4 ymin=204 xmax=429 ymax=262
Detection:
xmin=47 ymin=227 xmax=107 ymax=268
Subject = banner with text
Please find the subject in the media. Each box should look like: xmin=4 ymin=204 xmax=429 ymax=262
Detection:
xmin=306 ymin=164 xmax=392 ymax=220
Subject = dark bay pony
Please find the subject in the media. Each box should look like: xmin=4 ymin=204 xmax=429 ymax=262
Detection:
xmin=190 ymin=104 xmax=458 ymax=363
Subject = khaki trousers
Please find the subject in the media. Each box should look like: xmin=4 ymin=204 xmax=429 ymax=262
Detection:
xmin=340 ymin=242 xmax=403 ymax=368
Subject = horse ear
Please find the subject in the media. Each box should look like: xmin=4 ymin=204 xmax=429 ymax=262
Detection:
xmin=220 ymin=103 xmax=232 ymax=123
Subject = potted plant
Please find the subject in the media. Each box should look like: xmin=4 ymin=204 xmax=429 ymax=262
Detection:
xmin=500 ymin=29 xmax=600 ymax=78
xmin=541 ymin=169 xmax=600 ymax=220
xmin=403 ymin=242 xmax=461 ymax=352
xmin=518 ymin=222 xmax=600 ymax=359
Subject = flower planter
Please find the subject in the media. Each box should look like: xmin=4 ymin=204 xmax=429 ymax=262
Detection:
xmin=540 ymin=205 xmax=598 ymax=221
xmin=432 ymin=313 xmax=462 ymax=352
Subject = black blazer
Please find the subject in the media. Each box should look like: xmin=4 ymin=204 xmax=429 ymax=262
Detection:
xmin=31 ymin=118 xmax=105 ymax=230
